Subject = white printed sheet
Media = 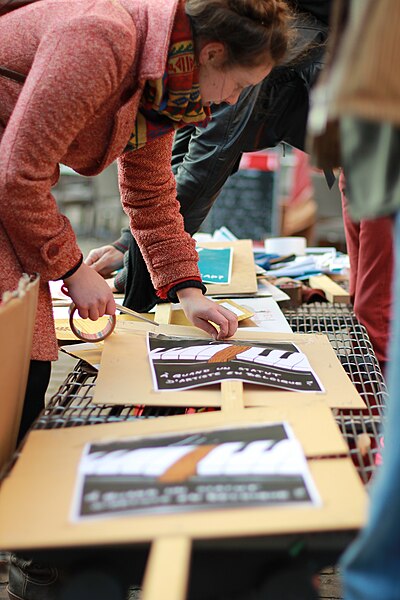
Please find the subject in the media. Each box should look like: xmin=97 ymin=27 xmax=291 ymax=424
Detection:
xmin=147 ymin=333 xmax=324 ymax=393
xmin=72 ymin=422 xmax=321 ymax=520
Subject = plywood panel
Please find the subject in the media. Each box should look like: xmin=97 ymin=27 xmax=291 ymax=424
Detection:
xmin=199 ymin=240 xmax=257 ymax=296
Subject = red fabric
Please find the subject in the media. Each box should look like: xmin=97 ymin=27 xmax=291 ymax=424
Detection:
xmin=157 ymin=275 xmax=203 ymax=299
xmin=340 ymin=171 xmax=394 ymax=366
xmin=119 ymin=134 xmax=200 ymax=292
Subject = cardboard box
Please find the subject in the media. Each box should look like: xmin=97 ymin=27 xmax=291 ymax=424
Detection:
xmin=0 ymin=274 xmax=39 ymax=471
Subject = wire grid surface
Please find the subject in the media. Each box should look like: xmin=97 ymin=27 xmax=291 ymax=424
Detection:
xmin=35 ymin=303 xmax=387 ymax=484
xmin=283 ymin=303 xmax=387 ymax=483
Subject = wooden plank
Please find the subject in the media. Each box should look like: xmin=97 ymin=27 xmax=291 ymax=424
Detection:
xmin=198 ymin=240 xmax=258 ymax=296
xmin=155 ymin=303 xmax=173 ymax=325
xmin=308 ymin=275 xmax=351 ymax=304
xmin=221 ymin=380 xmax=244 ymax=414
xmin=141 ymin=537 xmax=191 ymax=600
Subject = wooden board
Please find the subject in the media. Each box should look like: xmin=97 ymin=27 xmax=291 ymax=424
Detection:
xmin=142 ymin=537 xmax=191 ymax=600
xmin=309 ymin=275 xmax=351 ymax=304
xmin=92 ymin=321 xmax=365 ymax=409
xmin=198 ymin=240 xmax=257 ymax=296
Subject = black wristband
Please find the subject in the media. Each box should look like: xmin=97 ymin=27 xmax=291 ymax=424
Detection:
xmin=167 ymin=280 xmax=207 ymax=303
xmin=59 ymin=254 xmax=83 ymax=280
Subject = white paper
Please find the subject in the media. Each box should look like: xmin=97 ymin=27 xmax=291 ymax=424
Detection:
xmin=237 ymin=298 xmax=292 ymax=333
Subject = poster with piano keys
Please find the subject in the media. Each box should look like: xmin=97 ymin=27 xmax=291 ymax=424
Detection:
xmin=147 ymin=333 xmax=324 ymax=393
xmin=73 ymin=422 xmax=321 ymax=520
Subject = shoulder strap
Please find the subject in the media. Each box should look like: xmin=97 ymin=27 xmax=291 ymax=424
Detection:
xmin=0 ymin=0 xmax=37 ymax=16
xmin=1 ymin=0 xmax=44 ymax=83
xmin=0 ymin=66 xmax=26 ymax=83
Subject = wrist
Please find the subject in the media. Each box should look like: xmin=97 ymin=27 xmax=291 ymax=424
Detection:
xmin=176 ymin=287 xmax=203 ymax=301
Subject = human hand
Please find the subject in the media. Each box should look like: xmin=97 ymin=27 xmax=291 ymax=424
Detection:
xmin=63 ymin=262 xmax=116 ymax=320
xmin=177 ymin=288 xmax=238 ymax=339
xmin=84 ymin=245 xmax=124 ymax=278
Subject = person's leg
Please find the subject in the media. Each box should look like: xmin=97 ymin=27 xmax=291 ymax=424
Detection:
xmin=8 ymin=560 xmax=132 ymax=600
xmin=8 ymin=360 xmax=52 ymax=600
xmin=339 ymin=171 xmax=359 ymax=303
xmin=340 ymin=117 xmax=400 ymax=599
xmin=8 ymin=554 xmax=61 ymax=600
xmin=17 ymin=359 xmax=51 ymax=445
xmin=354 ymin=216 xmax=393 ymax=369
xmin=341 ymin=210 xmax=400 ymax=599
xmin=340 ymin=172 xmax=393 ymax=369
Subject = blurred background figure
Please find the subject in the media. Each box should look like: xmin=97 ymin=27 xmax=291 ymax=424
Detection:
xmin=308 ymin=1 xmax=400 ymax=598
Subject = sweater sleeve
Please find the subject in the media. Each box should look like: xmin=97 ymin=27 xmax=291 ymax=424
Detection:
xmin=117 ymin=134 xmax=201 ymax=291
xmin=112 ymin=227 xmax=132 ymax=254
xmin=0 ymin=18 xmax=133 ymax=282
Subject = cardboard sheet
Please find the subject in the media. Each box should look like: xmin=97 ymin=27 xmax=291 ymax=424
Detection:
xmin=60 ymin=343 xmax=103 ymax=370
xmin=198 ymin=240 xmax=257 ymax=296
xmin=0 ymin=411 xmax=366 ymax=551
xmin=93 ymin=322 xmax=365 ymax=409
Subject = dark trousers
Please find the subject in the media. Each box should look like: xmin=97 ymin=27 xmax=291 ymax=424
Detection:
xmin=17 ymin=359 xmax=51 ymax=444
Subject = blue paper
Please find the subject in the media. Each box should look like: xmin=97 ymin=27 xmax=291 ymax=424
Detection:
xmin=198 ymin=247 xmax=233 ymax=285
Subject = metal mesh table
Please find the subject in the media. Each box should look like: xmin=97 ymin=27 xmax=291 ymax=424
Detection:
xmin=34 ymin=303 xmax=387 ymax=484
xmin=283 ymin=303 xmax=387 ymax=483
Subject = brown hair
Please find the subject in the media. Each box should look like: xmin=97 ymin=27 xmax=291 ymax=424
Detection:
xmin=185 ymin=0 xmax=293 ymax=68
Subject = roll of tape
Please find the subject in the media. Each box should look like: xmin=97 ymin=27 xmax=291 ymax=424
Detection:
xmin=69 ymin=304 xmax=116 ymax=342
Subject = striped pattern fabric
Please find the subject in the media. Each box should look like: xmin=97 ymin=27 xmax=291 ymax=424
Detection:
xmin=125 ymin=0 xmax=210 ymax=152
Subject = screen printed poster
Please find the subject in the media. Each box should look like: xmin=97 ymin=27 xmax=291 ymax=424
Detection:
xmin=147 ymin=333 xmax=324 ymax=393
xmin=197 ymin=246 xmax=233 ymax=284
xmin=72 ymin=423 xmax=321 ymax=520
